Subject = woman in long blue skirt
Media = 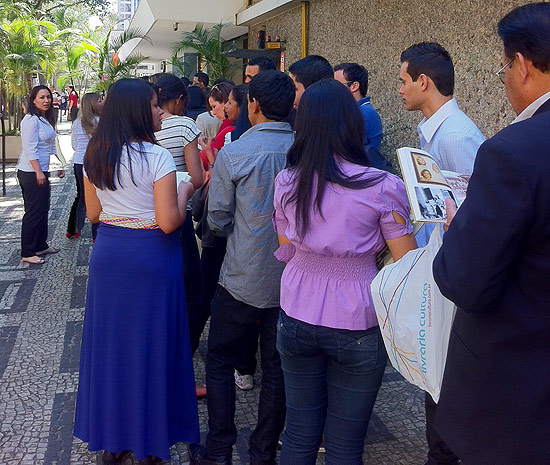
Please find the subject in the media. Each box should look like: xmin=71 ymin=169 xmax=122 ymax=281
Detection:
xmin=74 ymin=78 xmax=199 ymax=464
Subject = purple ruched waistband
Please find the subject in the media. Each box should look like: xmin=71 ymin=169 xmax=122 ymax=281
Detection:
xmin=289 ymin=249 xmax=378 ymax=281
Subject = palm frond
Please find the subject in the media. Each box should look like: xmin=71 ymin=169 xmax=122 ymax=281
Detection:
xmin=171 ymin=22 xmax=235 ymax=80
xmin=109 ymin=27 xmax=150 ymax=53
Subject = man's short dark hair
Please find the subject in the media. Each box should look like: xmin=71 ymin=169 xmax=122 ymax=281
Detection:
xmin=498 ymin=2 xmax=550 ymax=73
xmin=288 ymin=55 xmax=333 ymax=89
xmin=400 ymin=42 xmax=454 ymax=96
xmin=194 ymin=71 xmax=209 ymax=88
xmin=333 ymin=63 xmax=369 ymax=97
xmin=248 ymin=70 xmax=295 ymax=121
xmin=248 ymin=56 xmax=276 ymax=72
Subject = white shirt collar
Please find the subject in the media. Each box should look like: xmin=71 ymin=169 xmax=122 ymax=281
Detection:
xmin=512 ymin=91 xmax=550 ymax=124
xmin=418 ymin=98 xmax=459 ymax=144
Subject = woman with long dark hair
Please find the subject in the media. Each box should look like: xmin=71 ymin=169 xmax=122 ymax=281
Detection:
xmin=17 ymin=85 xmax=65 ymax=265
xmin=274 ymin=79 xmax=417 ymax=465
xmin=66 ymin=92 xmax=103 ymax=239
xmin=222 ymin=84 xmax=248 ymax=146
xmin=74 ymin=79 xmax=199 ymax=465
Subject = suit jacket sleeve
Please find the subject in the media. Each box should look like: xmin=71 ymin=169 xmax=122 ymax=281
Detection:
xmin=433 ymin=135 xmax=534 ymax=313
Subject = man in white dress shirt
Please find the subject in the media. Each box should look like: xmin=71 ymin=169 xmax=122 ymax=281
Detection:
xmin=399 ymin=41 xmax=485 ymax=465
xmin=399 ymin=42 xmax=485 ymax=176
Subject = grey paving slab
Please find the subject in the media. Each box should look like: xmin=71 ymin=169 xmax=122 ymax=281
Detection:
xmin=0 ymin=122 xmax=429 ymax=465
xmin=59 ymin=322 xmax=83 ymax=374
xmin=44 ymin=392 xmax=76 ymax=465
xmin=0 ymin=279 xmax=37 ymax=314
xmin=0 ymin=325 xmax=19 ymax=378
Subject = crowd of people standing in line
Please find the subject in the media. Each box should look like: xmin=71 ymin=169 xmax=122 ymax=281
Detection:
xmin=13 ymin=2 xmax=550 ymax=464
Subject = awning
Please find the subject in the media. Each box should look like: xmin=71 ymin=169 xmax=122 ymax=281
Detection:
xmin=226 ymin=49 xmax=282 ymax=62
xmin=118 ymin=0 xmax=248 ymax=62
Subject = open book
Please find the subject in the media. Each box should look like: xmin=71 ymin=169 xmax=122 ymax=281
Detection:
xmin=397 ymin=147 xmax=470 ymax=223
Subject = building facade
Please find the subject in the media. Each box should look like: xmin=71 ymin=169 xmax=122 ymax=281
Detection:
xmin=116 ymin=0 xmax=140 ymax=30
xmin=238 ymin=0 xmax=529 ymax=162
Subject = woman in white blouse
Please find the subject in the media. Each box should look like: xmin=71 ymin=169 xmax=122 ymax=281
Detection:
xmin=66 ymin=92 xmax=103 ymax=239
xmin=17 ymin=85 xmax=65 ymax=265
xmin=74 ymin=78 xmax=199 ymax=464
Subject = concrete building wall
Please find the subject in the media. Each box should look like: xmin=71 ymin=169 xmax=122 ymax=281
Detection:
xmin=249 ymin=0 xmax=529 ymax=164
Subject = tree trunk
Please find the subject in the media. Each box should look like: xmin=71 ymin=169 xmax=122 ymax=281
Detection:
xmin=8 ymin=95 xmax=13 ymax=133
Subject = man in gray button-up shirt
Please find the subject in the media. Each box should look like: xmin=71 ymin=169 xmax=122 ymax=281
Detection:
xmin=208 ymin=120 xmax=293 ymax=308
xmin=199 ymin=71 xmax=295 ymax=465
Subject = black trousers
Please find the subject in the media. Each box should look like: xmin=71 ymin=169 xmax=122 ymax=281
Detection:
xmin=425 ymin=393 xmax=460 ymax=465
xmin=18 ymin=170 xmax=50 ymax=257
xmin=205 ymin=285 xmax=285 ymax=464
xmin=235 ymin=318 xmax=260 ymax=376
xmin=59 ymin=106 xmax=66 ymax=122
xmin=179 ymin=213 xmax=205 ymax=353
xmin=67 ymin=164 xmax=86 ymax=235
xmin=188 ymin=239 xmax=227 ymax=354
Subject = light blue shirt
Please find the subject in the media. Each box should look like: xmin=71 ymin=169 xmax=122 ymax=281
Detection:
xmin=71 ymin=118 xmax=90 ymax=165
xmin=416 ymin=98 xmax=484 ymax=247
xmin=17 ymin=114 xmax=56 ymax=172
xmin=417 ymin=98 xmax=484 ymax=176
xmin=208 ymin=122 xmax=294 ymax=308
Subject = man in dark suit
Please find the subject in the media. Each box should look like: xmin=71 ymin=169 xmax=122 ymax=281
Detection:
xmin=433 ymin=3 xmax=550 ymax=464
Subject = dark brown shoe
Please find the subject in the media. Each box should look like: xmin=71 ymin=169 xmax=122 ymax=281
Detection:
xmin=136 ymin=456 xmax=163 ymax=465
xmin=99 ymin=451 xmax=117 ymax=465
xmin=118 ymin=450 xmax=135 ymax=465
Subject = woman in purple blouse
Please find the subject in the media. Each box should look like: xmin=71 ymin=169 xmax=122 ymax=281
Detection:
xmin=273 ymin=79 xmax=417 ymax=465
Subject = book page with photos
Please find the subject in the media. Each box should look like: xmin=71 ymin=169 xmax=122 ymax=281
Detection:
xmin=397 ymin=147 xmax=469 ymax=223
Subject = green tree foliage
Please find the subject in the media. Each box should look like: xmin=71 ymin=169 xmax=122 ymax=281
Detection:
xmin=0 ymin=16 xmax=59 ymax=129
xmin=0 ymin=0 xmax=149 ymax=131
xmin=172 ymin=23 xmax=237 ymax=81
xmin=93 ymin=26 xmax=150 ymax=91
xmin=49 ymin=7 xmax=99 ymax=92
xmin=19 ymin=0 xmax=110 ymax=19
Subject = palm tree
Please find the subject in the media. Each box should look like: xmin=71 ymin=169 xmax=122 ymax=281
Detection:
xmin=93 ymin=26 xmax=150 ymax=91
xmin=49 ymin=7 xmax=98 ymax=92
xmin=172 ymin=23 xmax=237 ymax=81
xmin=0 ymin=16 xmax=57 ymax=131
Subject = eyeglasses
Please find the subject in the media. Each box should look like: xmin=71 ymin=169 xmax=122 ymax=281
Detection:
xmin=496 ymin=57 xmax=515 ymax=84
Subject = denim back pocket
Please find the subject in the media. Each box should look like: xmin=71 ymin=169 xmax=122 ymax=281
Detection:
xmin=335 ymin=327 xmax=386 ymax=372
xmin=276 ymin=310 xmax=300 ymax=357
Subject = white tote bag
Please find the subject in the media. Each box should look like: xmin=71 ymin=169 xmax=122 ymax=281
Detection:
xmin=371 ymin=225 xmax=456 ymax=402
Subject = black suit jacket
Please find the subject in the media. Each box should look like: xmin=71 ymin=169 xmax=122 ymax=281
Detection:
xmin=433 ymin=98 xmax=550 ymax=465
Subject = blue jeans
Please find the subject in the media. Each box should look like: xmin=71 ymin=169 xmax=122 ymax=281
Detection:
xmin=204 ymin=286 xmax=285 ymax=464
xmin=277 ymin=311 xmax=387 ymax=465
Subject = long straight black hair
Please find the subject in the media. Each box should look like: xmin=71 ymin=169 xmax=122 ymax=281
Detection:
xmin=229 ymin=84 xmax=250 ymax=140
xmin=26 ymin=85 xmax=57 ymax=128
xmin=84 ymin=78 xmax=157 ymax=191
xmin=286 ymin=78 xmax=386 ymax=237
